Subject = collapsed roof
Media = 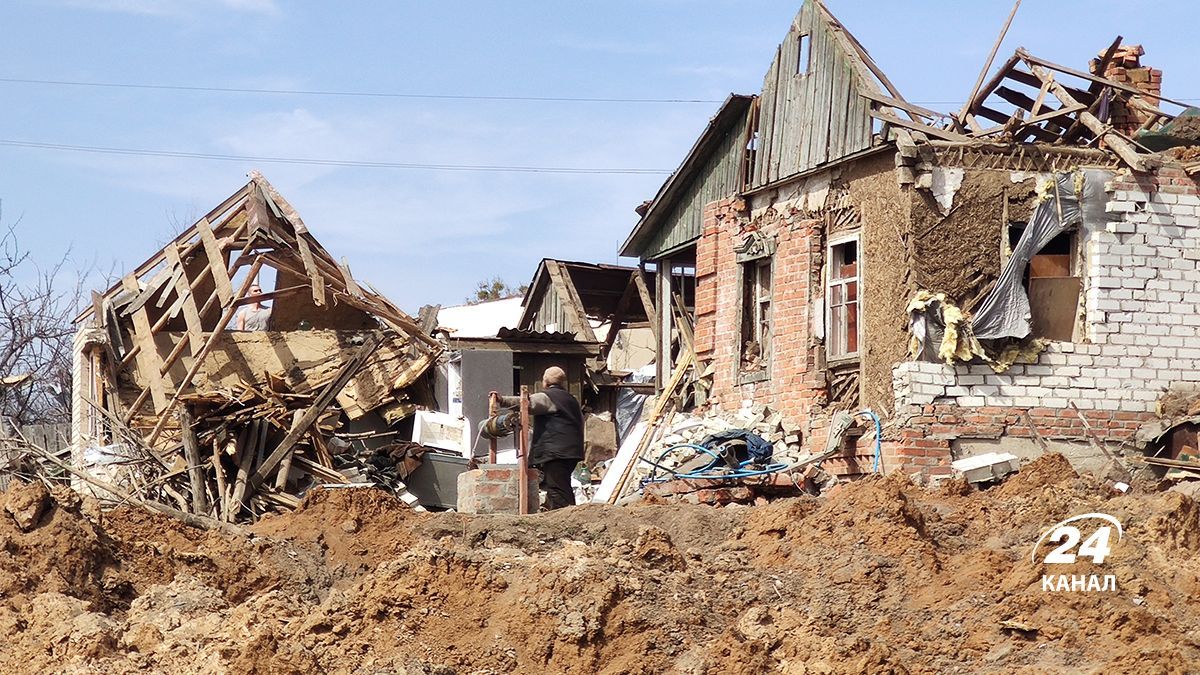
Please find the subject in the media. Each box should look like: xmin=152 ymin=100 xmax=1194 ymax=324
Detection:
xmin=74 ymin=172 xmax=441 ymax=520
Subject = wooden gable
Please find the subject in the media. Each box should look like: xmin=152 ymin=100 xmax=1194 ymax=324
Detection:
xmin=748 ymin=0 xmax=875 ymax=188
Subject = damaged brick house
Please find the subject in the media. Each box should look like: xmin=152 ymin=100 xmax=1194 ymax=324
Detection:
xmin=623 ymin=0 xmax=1200 ymax=478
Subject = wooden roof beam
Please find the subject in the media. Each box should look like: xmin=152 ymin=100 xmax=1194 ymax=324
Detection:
xmin=957 ymin=0 xmax=1022 ymax=126
xmin=1025 ymin=58 xmax=1153 ymax=171
xmin=1019 ymin=48 xmax=1192 ymax=109
xmin=1003 ymin=68 xmax=1095 ymax=104
xmin=870 ymin=110 xmax=973 ymax=142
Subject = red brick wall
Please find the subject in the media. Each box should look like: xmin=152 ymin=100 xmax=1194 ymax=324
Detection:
xmin=1091 ymin=44 xmax=1163 ymax=137
xmin=883 ymin=405 xmax=1157 ymax=477
xmin=694 ymin=198 xmax=849 ymax=458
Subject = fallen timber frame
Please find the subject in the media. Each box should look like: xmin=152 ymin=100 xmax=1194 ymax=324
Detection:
xmin=75 ymin=171 xmax=442 ymax=525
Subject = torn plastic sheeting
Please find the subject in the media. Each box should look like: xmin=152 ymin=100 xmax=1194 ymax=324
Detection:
xmin=972 ymin=169 xmax=1116 ymax=340
xmin=907 ymin=290 xmax=1047 ymax=372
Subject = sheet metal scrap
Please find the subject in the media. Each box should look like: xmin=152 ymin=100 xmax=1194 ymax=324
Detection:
xmin=70 ymin=171 xmax=442 ymax=523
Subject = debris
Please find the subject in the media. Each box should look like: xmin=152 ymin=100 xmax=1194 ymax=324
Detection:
xmin=951 ymin=452 xmax=1020 ymax=484
xmin=66 ymin=173 xmax=442 ymax=524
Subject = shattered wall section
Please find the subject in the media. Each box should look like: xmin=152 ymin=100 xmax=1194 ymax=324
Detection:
xmin=842 ymin=153 xmax=916 ymax=418
xmin=910 ymin=168 xmax=1038 ymax=313
xmin=889 ymin=164 xmax=1200 ymax=476
xmin=692 ymin=155 xmax=904 ymax=475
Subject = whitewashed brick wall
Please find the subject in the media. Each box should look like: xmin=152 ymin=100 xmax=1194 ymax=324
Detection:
xmin=895 ymin=167 xmax=1200 ymax=412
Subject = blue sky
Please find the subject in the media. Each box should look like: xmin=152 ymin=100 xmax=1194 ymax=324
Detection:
xmin=0 ymin=0 xmax=1196 ymax=312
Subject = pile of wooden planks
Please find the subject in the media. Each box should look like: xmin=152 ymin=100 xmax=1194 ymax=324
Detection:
xmin=71 ymin=171 xmax=441 ymax=523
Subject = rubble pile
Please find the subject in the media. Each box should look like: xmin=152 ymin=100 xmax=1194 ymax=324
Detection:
xmin=66 ymin=173 xmax=444 ymax=524
xmin=633 ymin=404 xmax=812 ymax=483
xmin=4 ymin=453 xmax=1193 ymax=672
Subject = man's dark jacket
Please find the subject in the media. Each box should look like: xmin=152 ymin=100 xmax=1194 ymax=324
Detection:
xmin=530 ymin=385 xmax=584 ymax=466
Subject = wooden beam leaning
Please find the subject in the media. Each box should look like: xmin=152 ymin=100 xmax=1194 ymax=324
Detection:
xmin=869 ymin=111 xmax=973 ymax=142
xmin=178 ymin=406 xmax=210 ymax=515
xmin=1024 ymin=59 xmax=1151 ymax=172
xmin=957 ymin=0 xmax=1022 ymax=126
xmin=339 ymin=257 xmax=362 ymax=297
xmin=1019 ymin=49 xmax=1192 ymax=108
xmin=608 ymin=350 xmax=694 ymax=504
xmin=146 ymin=256 xmax=266 ymax=446
xmin=275 ymin=410 xmax=304 ymax=490
xmin=633 ymin=269 xmax=659 ymax=344
xmin=961 ymin=54 xmax=1021 ymax=127
xmin=163 ymin=243 xmax=205 ymax=355
xmin=248 ymin=333 xmax=381 ymax=493
xmin=121 ymin=274 xmax=168 ymax=413
xmin=197 ymin=217 xmax=234 ymax=307
xmin=545 ymin=260 xmax=598 ymax=342
xmin=296 ymin=234 xmax=327 ymax=307
xmin=858 ymin=91 xmax=944 ymax=121
xmin=601 ymin=274 xmax=638 ymax=360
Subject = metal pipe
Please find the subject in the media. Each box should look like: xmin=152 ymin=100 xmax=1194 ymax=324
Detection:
xmin=518 ymin=385 xmax=531 ymax=515
xmin=487 ymin=392 xmax=499 ymax=464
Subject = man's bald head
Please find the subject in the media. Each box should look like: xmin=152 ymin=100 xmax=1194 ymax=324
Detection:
xmin=542 ymin=366 xmax=567 ymax=388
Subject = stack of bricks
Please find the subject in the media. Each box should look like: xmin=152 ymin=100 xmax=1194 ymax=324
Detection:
xmin=456 ymin=465 xmax=540 ymax=514
xmin=1090 ymin=44 xmax=1163 ymax=137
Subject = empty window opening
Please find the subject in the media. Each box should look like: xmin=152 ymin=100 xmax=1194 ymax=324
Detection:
xmin=796 ymin=34 xmax=811 ymax=76
xmin=1009 ymin=223 xmax=1081 ymax=342
xmin=827 ymin=238 xmax=859 ymax=360
xmin=740 ymin=258 xmax=772 ymax=372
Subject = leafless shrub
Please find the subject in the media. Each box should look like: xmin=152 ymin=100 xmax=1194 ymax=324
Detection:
xmin=0 ymin=209 xmax=83 ymax=426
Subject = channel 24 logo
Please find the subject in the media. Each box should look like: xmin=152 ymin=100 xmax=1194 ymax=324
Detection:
xmin=1031 ymin=513 xmax=1122 ymax=593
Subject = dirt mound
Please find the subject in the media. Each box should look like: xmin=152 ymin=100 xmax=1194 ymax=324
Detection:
xmin=0 ymin=481 xmax=115 ymax=605
xmin=250 ymin=485 xmax=421 ymax=573
xmin=0 ymin=455 xmax=1197 ymax=673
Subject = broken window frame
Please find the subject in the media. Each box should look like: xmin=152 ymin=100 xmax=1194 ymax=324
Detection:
xmin=826 ymin=234 xmax=860 ymax=362
xmin=735 ymin=232 xmax=776 ymax=383
xmin=1007 ymin=221 xmax=1083 ymax=342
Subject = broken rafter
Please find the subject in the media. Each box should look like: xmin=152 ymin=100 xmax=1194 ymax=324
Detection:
xmin=957 ymin=0 xmax=1023 ymax=127
xmin=869 ymin=110 xmax=973 ymax=142
xmin=1024 ymin=58 xmax=1153 ymax=172
xmin=1019 ymin=48 xmax=1191 ymax=109
xmin=601 ymin=274 xmax=638 ymax=361
xmin=545 ymin=260 xmax=598 ymax=342
xmin=633 ymin=269 xmax=659 ymax=345
xmin=248 ymin=333 xmax=382 ymax=495
xmin=146 ymin=256 xmax=266 ymax=446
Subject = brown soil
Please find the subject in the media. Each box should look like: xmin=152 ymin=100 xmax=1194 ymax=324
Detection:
xmin=0 ymin=457 xmax=1197 ymax=673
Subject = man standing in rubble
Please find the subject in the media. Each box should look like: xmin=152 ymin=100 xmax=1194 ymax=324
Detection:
xmin=498 ymin=366 xmax=584 ymax=510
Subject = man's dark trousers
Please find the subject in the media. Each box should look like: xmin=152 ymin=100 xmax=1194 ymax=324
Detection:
xmin=538 ymin=458 xmax=577 ymax=510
